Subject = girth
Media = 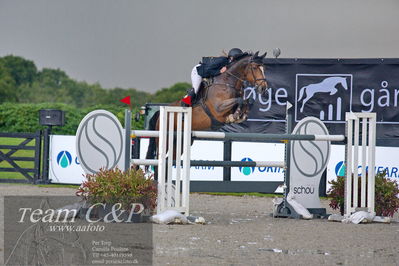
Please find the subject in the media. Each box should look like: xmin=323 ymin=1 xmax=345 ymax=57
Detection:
xmin=200 ymin=101 xmax=225 ymax=130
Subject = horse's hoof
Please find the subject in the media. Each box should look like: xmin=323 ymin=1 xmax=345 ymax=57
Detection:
xmin=225 ymin=114 xmax=235 ymax=123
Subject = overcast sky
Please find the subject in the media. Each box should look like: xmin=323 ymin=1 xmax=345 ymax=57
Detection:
xmin=1 ymin=0 xmax=399 ymax=93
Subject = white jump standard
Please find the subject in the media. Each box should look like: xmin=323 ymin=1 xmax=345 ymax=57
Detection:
xmin=345 ymin=112 xmax=376 ymax=217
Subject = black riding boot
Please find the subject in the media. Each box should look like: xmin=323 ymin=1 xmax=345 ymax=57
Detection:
xmin=181 ymin=88 xmax=196 ymax=107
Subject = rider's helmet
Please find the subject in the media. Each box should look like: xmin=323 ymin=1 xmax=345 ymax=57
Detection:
xmin=228 ymin=48 xmax=244 ymax=61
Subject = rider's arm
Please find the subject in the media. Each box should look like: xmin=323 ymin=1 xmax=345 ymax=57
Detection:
xmin=197 ymin=56 xmax=228 ymax=78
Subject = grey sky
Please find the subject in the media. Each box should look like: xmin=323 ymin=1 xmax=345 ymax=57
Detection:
xmin=1 ymin=0 xmax=399 ymax=93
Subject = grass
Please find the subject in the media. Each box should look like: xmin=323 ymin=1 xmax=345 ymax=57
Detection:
xmin=0 ymin=137 xmax=36 ymax=180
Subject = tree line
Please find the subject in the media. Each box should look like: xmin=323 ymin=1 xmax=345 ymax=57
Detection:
xmin=0 ymin=55 xmax=190 ymax=133
xmin=0 ymin=55 xmax=190 ymax=108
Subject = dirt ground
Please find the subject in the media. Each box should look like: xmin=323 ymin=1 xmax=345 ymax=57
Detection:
xmin=0 ymin=184 xmax=398 ymax=266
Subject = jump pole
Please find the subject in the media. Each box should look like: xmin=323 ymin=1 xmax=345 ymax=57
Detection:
xmin=131 ymin=130 xmax=345 ymax=142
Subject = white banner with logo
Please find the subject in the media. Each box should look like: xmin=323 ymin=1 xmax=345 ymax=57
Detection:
xmin=50 ymin=135 xmax=399 ymax=188
xmin=140 ymin=139 xmax=223 ymax=180
xmin=49 ymin=135 xmax=86 ymax=184
xmin=231 ymin=142 xmax=285 ymax=181
xmin=327 ymin=145 xmax=399 ymax=191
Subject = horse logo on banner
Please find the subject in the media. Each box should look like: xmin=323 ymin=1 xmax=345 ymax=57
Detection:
xmin=297 ymin=76 xmax=348 ymax=113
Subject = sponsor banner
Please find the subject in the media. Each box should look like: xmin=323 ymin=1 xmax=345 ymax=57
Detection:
xmin=49 ymin=135 xmax=86 ymax=184
xmin=222 ymin=59 xmax=399 ymax=139
xmin=51 ymin=137 xmax=224 ymax=184
xmin=327 ymin=145 xmax=399 ymax=191
xmin=51 ymin=135 xmax=399 ymax=188
xmin=185 ymin=140 xmax=223 ymax=181
xmin=231 ymin=142 xmax=285 ymax=182
xmin=140 ymin=139 xmax=223 ymax=181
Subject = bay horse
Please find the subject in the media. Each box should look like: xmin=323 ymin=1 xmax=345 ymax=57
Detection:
xmin=146 ymin=51 xmax=268 ymax=160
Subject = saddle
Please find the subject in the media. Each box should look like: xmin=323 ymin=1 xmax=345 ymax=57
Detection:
xmin=192 ymin=79 xmax=212 ymax=106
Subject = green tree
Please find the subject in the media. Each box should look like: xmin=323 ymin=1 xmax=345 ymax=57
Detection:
xmin=0 ymin=55 xmax=37 ymax=86
xmin=0 ymin=64 xmax=17 ymax=103
xmin=17 ymin=68 xmax=73 ymax=104
xmin=151 ymin=82 xmax=190 ymax=103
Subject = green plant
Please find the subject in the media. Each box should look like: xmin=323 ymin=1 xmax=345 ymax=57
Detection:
xmin=328 ymin=171 xmax=399 ymax=217
xmin=375 ymin=172 xmax=399 ymax=217
xmin=76 ymin=168 xmax=157 ymax=212
xmin=328 ymin=174 xmax=346 ymax=214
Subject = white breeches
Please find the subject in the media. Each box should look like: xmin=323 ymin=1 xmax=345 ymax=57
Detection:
xmin=191 ymin=64 xmax=202 ymax=94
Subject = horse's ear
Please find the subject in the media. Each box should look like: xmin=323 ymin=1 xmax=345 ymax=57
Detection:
xmin=260 ymin=52 xmax=267 ymax=59
xmin=253 ymin=51 xmax=259 ymax=58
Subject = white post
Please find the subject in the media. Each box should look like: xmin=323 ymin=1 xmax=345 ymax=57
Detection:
xmin=166 ymin=112 xmax=175 ymax=209
xmin=360 ymin=118 xmax=367 ymax=207
xmin=367 ymin=113 xmax=376 ymax=214
xmin=175 ymin=112 xmax=183 ymax=208
xmin=345 ymin=113 xmax=354 ymax=216
xmin=157 ymin=107 xmax=168 ymax=214
xmin=353 ymin=118 xmax=359 ymax=210
xmin=182 ymin=108 xmax=192 ymax=215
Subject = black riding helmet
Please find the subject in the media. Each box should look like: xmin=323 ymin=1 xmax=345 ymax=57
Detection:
xmin=228 ymin=48 xmax=244 ymax=60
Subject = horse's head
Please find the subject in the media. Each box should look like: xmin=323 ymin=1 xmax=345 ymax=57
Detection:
xmin=246 ymin=51 xmax=268 ymax=93
xmin=228 ymin=51 xmax=268 ymax=94
xmin=339 ymin=77 xmax=348 ymax=90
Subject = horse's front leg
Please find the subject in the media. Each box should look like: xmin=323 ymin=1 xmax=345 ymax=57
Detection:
xmin=233 ymin=104 xmax=249 ymax=123
xmin=225 ymin=100 xmax=249 ymax=124
xmin=226 ymin=110 xmax=240 ymax=123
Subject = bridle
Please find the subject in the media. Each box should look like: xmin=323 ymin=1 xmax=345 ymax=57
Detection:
xmin=225 ymin=59 xmax=266 ymax=94
xmin=247 ymin=61 xmax=267 ymax=87
xmin=212 ymin=57 xmax=266 ymax=94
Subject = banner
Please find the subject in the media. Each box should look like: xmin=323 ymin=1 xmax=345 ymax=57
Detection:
xmin=222 ymin=58 xmax=399 ymax=139
xmin=49 ymin=135 xmax=85 ymax=184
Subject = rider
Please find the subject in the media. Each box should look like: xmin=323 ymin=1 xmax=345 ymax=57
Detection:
xmin=181 ymin=48 xmax=244 ymax=107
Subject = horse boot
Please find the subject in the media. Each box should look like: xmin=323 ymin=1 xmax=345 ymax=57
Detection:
xmin=181 ymin=88 xmax=196 ymax=107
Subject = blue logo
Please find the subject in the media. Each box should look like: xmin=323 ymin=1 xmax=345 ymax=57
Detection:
xmin=335 ymin=161 xmax=346 ymax=177
xmin=335 ymin=161 xmax=399 ymax=179
xmin=239 ymin=158 xmax=255 ymax=176
xmin=57 ymin=151 xmax=72 ymax=168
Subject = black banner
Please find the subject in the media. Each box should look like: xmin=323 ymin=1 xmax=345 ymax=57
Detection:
xmin=222 ymin=58 xmax=399 ymax=142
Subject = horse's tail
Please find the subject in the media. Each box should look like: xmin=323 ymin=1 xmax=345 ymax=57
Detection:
xmin=297 ymin=86 xmax=307 ymax=102
xmin=145 ymin=110 xmax=160 ymax=160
